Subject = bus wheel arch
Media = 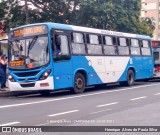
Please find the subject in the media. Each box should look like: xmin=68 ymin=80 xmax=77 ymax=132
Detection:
xmin=72 ymin=70 xmax=87 ymax=94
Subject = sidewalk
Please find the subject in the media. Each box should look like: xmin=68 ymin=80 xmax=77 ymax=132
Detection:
xmin=0 ymin=80 xmax=15 ymax=97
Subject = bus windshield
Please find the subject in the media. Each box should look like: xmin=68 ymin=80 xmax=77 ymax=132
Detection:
xmin=8 ymin=36 xmax=49 ymax=69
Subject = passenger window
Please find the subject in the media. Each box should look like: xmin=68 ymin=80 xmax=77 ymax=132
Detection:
xmin=87 ymin=45 xmax=102 ymax=55
xmin=103 ymin=36 xmax=117 ymax=55
xmin=141 ymin=40 xmax=151 ymax=56
xmin=89 ymin=35 xmax=99 ymax=44
xmin=130 ymin=39 xmax=141 ymax=55
xmin=53 ymin=34 xmax=70 ymax=61
xmin=105 ymin=36 xmax=113 ymax=45
xmin=72 ymin=33 xmax=84 ymax=43
xmin=117 ymin=37 xmax=129 ymax=55
xmin=119 ymin=38 xmax=127 ymax=46
xmin=71 ymin=33 xmax=86 ymax=55
xmin=131 ymin=39 xmax=139 ymax=47
xmin=60 ymin=35 xmax=69 ymax=55
xmin=87 ymin=34 xmax=102 ymax=55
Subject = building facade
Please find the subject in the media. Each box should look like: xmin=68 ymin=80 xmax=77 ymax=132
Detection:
xmin=141 ymin=0 xmax=159 ymax=40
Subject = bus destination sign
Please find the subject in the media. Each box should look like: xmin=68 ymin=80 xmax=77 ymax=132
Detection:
xmin=152 ymin=41 xmax=160 ymax=47
xmin=12 ymin=25 xmax=48 ymax=38
xmin=10 ymin=60 xmax=25 ymax=67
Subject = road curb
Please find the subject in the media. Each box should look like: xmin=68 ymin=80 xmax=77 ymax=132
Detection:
xmin=0 ymin=91 xmax=15 ymax=97
xmin=0 ymin=91 xmax=38 ymax=97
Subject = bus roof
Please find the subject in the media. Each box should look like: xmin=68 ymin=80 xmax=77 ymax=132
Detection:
xmin=11 ymin=22 xmax=151 ymax=40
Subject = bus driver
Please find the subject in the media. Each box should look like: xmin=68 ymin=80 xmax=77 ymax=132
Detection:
xmin=54 ymin=35 xmax=62 ymax=56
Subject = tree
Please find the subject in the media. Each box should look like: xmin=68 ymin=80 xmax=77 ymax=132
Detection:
xmin=25 ymin=0 xmax=71 ymax=23
xmin=141 ymin=17 xmax=155 ymax=32
xmin=0 ymin=0 xmax=25 ymax=32
xmin=73 ymin=0 xmax=154 ymax=36
xmin=24 ymin=0 xmax=30 ymax=24
xmin=0 ymin=0 xmax=155 ymax=36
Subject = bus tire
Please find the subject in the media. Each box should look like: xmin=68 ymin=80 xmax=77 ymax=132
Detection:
xmin=126 ymin=69 xmax=135 ymax=86
xmin=72 ymin=73 xmax=85 ymax=94
xmin=120 ymin=70 xmax=135 ymax=86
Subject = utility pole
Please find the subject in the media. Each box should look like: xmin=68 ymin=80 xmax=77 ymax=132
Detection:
xmin=25 ymin=0 xmax=30 ymax=24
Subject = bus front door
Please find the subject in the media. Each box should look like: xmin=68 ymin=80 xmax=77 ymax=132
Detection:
xmin=52 ymin=33 xmax=72 ymax=90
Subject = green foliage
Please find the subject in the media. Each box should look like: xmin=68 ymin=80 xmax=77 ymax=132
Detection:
xmin=0 ymin=0 xmax=154 ymax=36
xmin=0 ymin=0 xmax=25 ymax=32
xmin=0 ymin=1 xmax=6 ymax=20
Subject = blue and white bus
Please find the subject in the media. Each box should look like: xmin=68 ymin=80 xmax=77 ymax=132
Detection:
xmin=8 ymin=22 xmax=154 ymax=95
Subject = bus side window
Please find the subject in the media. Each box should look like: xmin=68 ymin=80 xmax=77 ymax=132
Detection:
xmin=54 ymin=34 xmax=70 ymax=56
xmin=53 ymin=35 xmax=62 ymax=56
xmin=87 ymin=34 xmax=102 ymax=55
xmin=53 ymin=34 xmax=70 ymax=61
xmin=60 ymin=35 xmax=70 ymax=55
xmin=117 ymin=37 xmax=129 ymax=55
xmin=71 ymin=32 xmax=86 ymax=55
xmin=130 ymin=39 xmax=140 ymax=55
xmin=141 ymin=40 xmax=151 ymax=56
xmin=103 ymin=36 xmax=117 ymax=55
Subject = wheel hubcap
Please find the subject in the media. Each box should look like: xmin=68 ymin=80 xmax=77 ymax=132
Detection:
xmin=75 ymin=78 xmax=83 ymax=89
xmin=129 ymin=74 xmax=133 ymax=83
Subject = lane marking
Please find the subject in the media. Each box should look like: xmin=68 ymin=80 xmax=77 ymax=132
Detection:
xmin=90 ymin=109 xmax=112 ymax=115
xmin=36 ymin=122 xmax=50 ymax=126
xmin=97 ymin=102 xmax=119 ymax=108
xmin=0 ymin=83 xmax=160 ymax=109
xmin=130 ymin=96 xmax=147 ymax=101
xmin=0 ymin=122 xmax=20 ymax=126
xmin=48 ymin=110 xmax=79 ymax=117
xmin=154 ymin=93 xmax=160 ymax=95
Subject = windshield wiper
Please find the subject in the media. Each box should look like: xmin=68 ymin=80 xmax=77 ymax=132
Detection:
xmin=27 ymin=36 xmax=38 ymax=57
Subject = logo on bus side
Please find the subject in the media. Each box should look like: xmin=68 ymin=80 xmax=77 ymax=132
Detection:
xmin=109 ymin=60 xmax=113 ymax=64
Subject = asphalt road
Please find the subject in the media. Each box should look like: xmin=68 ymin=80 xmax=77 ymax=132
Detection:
xmin=0 ymin=80 xmax=160 ymax=135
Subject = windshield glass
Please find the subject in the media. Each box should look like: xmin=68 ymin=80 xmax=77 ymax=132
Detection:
xmin=8 ymin=36 xmax=49 ymax=69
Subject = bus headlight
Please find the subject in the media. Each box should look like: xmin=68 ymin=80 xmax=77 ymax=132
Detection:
xmin=39 ymin=70 xmax=51 ymax=80
xmin=8 ymin=74 xmax=15 ymax=82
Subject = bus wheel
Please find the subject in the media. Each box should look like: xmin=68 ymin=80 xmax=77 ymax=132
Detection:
xmin=120 ymin=70 xmax=135 ymax=86
xmin=39 ymin=90 xmax=51 ymax=96
xmin=126 ymin=69 xmax=135 ymax=86
xmin=72 ymin=73 xmax=85 ymax=94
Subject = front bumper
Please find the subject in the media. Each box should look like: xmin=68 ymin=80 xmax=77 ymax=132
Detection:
xmin=8 ymin=76 xmax=54 ymax=92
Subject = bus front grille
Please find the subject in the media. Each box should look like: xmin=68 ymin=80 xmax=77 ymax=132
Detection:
xmin=20 ymin=83 xmax=35 ymax=88
xmin=14 ymin=71 xmax=40 ymax=77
